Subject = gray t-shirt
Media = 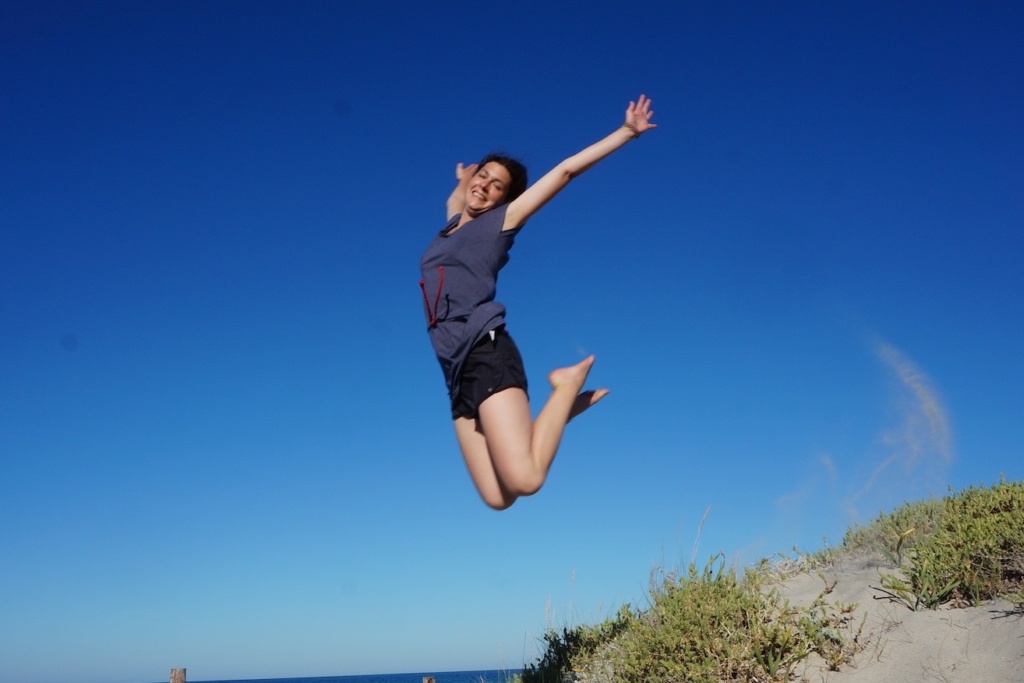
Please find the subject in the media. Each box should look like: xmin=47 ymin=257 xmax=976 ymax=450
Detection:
xmin=419 ymin=204 xmax=521 ymax=402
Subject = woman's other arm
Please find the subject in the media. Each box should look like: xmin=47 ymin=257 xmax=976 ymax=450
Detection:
xmin=446 ymin=162 xmax=478 ymax=220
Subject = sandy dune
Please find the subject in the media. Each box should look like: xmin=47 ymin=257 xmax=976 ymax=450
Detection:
xmin=775 ymin=554 xmax=1024 ymax=682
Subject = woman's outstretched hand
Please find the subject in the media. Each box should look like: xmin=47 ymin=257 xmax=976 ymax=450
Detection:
xmin=624 ymin=94 xmax=657 ymax=136
xmin=447 ymin=162 xmax=480 ymax=219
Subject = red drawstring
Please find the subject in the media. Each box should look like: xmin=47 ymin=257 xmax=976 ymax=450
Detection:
xmin=419 ymin=265 xmax=444 ymax=326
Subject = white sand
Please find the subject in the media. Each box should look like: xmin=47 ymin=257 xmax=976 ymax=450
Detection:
xmin=775 ymin=554 xmax=1024 ymax=682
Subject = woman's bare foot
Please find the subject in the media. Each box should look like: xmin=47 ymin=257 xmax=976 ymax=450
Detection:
xmin=548 ymin=355 xmax=596 ymax=393
xmin=548 ymin=356 xmax=608 ymax=421
xmin=569 ymin=388 xmax=609 ymax=421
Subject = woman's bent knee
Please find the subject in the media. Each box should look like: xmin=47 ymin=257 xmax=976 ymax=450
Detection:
xmin=504 ymin=473 xmax=544 ymax=498
xmin=485 ymin=496 xmax=517 ymax=511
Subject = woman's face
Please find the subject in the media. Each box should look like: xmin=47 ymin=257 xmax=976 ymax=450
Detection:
xmin=465 ymin=162 xmax=512 ymax=215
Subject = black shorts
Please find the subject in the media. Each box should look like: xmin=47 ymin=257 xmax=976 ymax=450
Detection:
xmin=451 ymin=327 xmax=529 ymax=419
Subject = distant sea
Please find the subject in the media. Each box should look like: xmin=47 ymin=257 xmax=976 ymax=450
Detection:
xmin=158 ymin=671 xmax=522 ymax=683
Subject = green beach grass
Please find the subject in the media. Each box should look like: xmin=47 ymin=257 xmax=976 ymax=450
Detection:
xmin=514 ymin=478 xmax=1024 ymax=683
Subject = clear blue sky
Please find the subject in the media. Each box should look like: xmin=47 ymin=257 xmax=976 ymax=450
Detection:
xmin=2 ymin=2 xmax=1022 ymax=682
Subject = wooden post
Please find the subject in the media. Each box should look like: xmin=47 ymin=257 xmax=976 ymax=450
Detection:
xmin=170 ymin=668 xmax=186 ymax=683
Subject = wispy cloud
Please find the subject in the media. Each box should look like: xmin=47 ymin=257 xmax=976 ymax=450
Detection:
xmin=819 ymin=452 xmax=839 ymax=487
xmin=845 ymin=340 xmax=954 ymax=519
xmin=876 ymin=341 xmax=952 ymax=465
xmin=774 ymin=453 xmax=837 ymax=513
xmin=744 ymin=339 xmax=955 ymax=561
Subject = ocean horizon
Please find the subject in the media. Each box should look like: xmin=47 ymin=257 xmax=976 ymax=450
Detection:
xmin=148 ymin=669 xmax=523 ymax=683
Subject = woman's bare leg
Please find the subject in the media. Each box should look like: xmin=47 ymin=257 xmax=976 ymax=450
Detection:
xmin=454 ymin=416 xmax=519 ymax=510
xmin=454 ymin=355 xmax=607 ymax=509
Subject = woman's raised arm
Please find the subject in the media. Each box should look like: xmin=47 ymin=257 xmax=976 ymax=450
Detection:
xmin=502 ymin=94 xmax=656 ymax=231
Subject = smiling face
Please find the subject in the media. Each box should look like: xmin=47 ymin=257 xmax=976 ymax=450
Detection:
xmin=464 ymin=161 xmax=512 ymax=216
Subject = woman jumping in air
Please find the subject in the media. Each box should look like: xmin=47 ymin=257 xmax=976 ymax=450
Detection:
xmin=419 ymin=94 xmax=656 ymax=509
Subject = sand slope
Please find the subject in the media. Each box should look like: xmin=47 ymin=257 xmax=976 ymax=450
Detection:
xmin=776 ymin=555 xmax=1024 ymax=682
